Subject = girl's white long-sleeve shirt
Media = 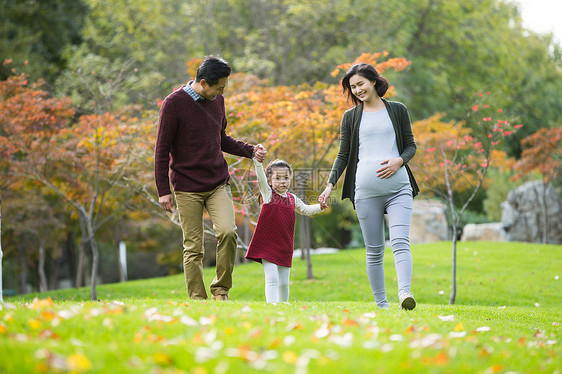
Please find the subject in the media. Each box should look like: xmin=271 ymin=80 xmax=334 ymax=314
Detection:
xmin=253 ymin=159 xmax=322 ymax=216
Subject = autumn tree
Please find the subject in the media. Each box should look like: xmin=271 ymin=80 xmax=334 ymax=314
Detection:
xmin=0 ymin=72 xmax=75 ymax=301
xmin=411 ymin=92 xmax=521 ymax=304
xmin=512 ymin=127 xmax=562 ymax=244
xmin=1 ymin=68 xmax=154 ymax=300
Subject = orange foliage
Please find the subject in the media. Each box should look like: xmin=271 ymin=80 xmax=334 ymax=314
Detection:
xmin=0 ymin=74 xmax=75 ymax=181
xmin=0 ymin=72 xmax=154 ymax=213
xmin=186 ymin=57 xmax=203 ymax=81
xmin=513 ymin=127 xmax=562 ymax=184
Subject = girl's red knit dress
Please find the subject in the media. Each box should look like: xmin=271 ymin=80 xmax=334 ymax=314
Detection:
xmin=245 ymin=190 xmax=296 ymax=267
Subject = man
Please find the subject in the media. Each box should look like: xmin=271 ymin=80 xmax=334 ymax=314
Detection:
xmin=155 ymin=55 xmax=266 ymax=300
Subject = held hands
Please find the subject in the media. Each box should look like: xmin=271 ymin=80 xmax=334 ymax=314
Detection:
xmin=159 ymin=194 xmax=174 ymax=212
xmin=318 ymin=184 xmax=333 ymax=210
xmin=254 ymin=144 xmax=267 ymax=163
xmin=376 ymin=157 xmax=403 ymax=179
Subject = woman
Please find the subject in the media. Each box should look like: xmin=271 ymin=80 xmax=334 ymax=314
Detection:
xmin=318 ymin=63 xmax=419 ymax=310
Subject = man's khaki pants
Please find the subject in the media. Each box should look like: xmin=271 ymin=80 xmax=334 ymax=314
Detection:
xmin=174 ymin=184 xmax=237 ymax=299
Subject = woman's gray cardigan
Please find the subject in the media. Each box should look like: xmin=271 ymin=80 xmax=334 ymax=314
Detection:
xmin=328 ymin=98 xmax=420 ymax=208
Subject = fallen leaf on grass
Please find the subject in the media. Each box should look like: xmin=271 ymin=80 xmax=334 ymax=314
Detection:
xmin=35 ymin=349 xmax=66 ymax=371
xmin=269 ymin=338 xmax=282 ymax=349
xmin=248 ymin=328 xmax=262 ymax=338
xmin=404 ymin=325 xmax=416 ymax=334
xmin=286 ymin=321 xmax=302 ymax=331
xmin=433 ymin=351 xmax=449 ymax=365
xmin=448 ymin=331 xmax=466 ymax=338
xmin=66 ymin=353 xmax=92 ymax=372
xmin=342 ymin=318 xmax=359 ymax=327
xmin=0 ymin=323 xmax=7 ymax=334
xmin=199 ymin=316 xmax=214 ymax=326
xmin=3 ymin=312 xmax=14 ymax=322
xmin=153 ymin=352 xmax=172 ymax=366
xmin=329 ymin=332 xmax=353 ymax=347
xmin=38 ymin=329 xmax=60 ymax=340
xmin=284 ymin=335 xmax=296 ymax=346
xmin=147 ymin=313 xmax=174 ymax=323
xmin=58 ymin=310 xmax=76 ymax=319
xmin=41 ymin=311 xmax=56 ymax=320
xmin=454 ymin=323 xmax=464 ymax=332
xmin=28 ymin=319 xmax=42 ymax=330
xmin=31 ymin=297 xmax=54 ymax=311
xmin=180 ymin=315 xmax=198 ymax=326
xmin=2 ymin=302 xmax=16 ymax=311
xmin=195 ymin=347 xmax=218 ymax=363
xmin=314 ymin=324 xmax=330 ymax=339
xmin=409 ymin=333 xmax=443 ymax=349
xmin=282 ymin=351 xmax=298 ymax=364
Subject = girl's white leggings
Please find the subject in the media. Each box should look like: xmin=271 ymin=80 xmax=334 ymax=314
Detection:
xmin=262 ymin=259 xmax=291 ymax=303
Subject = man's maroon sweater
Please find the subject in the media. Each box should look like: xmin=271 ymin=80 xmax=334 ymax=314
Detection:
xmin=154 ymin=87 xmax=254 ymax=196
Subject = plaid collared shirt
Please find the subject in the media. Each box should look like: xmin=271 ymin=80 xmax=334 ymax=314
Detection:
xmin=183 ymin=81 xmax=204 ymax=101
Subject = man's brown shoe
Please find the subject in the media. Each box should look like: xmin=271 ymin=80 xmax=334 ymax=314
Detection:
xmin=211 ymin=294 xmax=228 ymax=301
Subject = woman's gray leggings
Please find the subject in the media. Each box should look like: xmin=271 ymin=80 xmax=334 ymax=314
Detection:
xmin=355 ymin=186 xmax=413 ymax=309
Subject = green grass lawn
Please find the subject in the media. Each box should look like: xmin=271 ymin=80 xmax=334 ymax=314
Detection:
xmin=1 ymin=241 xmax=560 ymax=373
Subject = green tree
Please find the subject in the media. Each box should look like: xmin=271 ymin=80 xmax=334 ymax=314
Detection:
xmin=0 ymin=0 xmax=88 ymax=81
xmin=398 ymin=0 xmax=562 ymax=157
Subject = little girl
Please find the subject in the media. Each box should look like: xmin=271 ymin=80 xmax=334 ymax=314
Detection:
xmin=245 ymin=159 xmax=326 ymax=303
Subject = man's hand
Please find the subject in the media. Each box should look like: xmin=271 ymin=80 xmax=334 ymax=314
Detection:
xmin=254 ymin=144 xmax=267 ymax=163
xmin=159 ymin=194 xmax=174 ymax=212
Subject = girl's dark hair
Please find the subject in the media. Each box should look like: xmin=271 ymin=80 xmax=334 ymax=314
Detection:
xmin=195 ymin=55 xmax=232 ymax=86
xmin=265 ymin=159 xmax=293 ymax=180
xmin=341 ymin=63 xmax=389 ymax=106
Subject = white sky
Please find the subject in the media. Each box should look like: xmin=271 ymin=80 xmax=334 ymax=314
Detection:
xmin=514 ymin=0 xmax=562 ymax=44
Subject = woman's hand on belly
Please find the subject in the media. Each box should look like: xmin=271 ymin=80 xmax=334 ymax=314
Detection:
xmin=376 ymin=157 xmax=404 ymax=179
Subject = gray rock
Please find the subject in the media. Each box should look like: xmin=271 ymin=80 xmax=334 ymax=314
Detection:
xmin=411 ymin=199 xmax=449 ymax=243
xmin=461 ymin=223 xmax=507 ymax=241
xmin=501 ymin=180 xmax=562 ymax=244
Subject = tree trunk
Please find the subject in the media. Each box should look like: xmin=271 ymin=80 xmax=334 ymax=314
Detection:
xmin=85 ymin=216 xmax=99 ymax=301
xmin=296 ymin=183 xmax=314 ymax=279
xmin=38 ymin=244 xmax=48 ymax=292
xmin=300 ymin=215 xmax=306 ymax=260
xmin=0 ymin=190 xmax=3 ymax=303
xmin=17 ymin=243 xmax=27 ymax=294
xmin=75 ymin=214 xmax=88 ymax=288
xmin=299 ymin=215 xmax=314 ymax=280
xmin=449 ymin=226 xmax=457 ymax=305
xmin=304 ymin=217 xmax=314 ymax=280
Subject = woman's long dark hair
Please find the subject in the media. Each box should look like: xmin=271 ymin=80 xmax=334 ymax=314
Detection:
xmin=341 ymin=63 xmax=389 ymax=106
